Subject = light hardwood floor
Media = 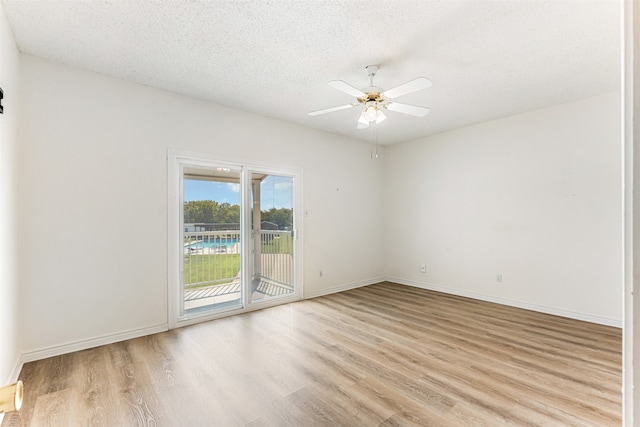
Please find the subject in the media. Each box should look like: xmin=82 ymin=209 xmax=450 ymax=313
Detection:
xmin=2 ymin=282 xmax=621 ymax=426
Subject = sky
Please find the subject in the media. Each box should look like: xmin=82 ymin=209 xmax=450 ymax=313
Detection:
xmin=184 ymin=175 xmax=292 ymax=210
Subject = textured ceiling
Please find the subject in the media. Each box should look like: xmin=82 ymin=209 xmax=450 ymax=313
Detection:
xmin=2 ymin=0 xmax=620 ymax=145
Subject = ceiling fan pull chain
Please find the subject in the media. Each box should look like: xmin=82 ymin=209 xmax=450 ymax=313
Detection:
xmin=370 ymin=120 xmax=379 ymax=159
xmin=374 ymin=120 xmax=379 ymax=158
xmin=370 ymin=122 xmax=374 ymax=159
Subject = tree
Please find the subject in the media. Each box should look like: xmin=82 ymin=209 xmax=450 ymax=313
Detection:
xmin=184 ymin=201 xmax=291 ymax=229
xmin=261 ymin=207 xmax=293 ymax=230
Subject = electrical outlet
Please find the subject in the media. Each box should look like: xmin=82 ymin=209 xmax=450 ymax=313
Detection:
xmin=319 ymin=270 xmax=323 ymax=278
xmin=497 ymin=274 xmax=503 ymax=283
xmin=420 ymin=264 xmax=427 ymax=273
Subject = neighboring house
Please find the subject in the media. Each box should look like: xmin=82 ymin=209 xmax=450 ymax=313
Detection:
xmin=184 ymin=223 xmax=206 ymax=233
xmin=260 ymin=221 xmax=278 ymax=230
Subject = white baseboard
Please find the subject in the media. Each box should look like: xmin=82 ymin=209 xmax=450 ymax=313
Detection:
xmin=304 ymin=276 xmax=386 ymax=299
xmin=12 ymin=275 xmax=619 ymax=384
xmin=21 ymin=323 xmax=168 ymax=363
xmin=388 ymin=277 xmax=622 ymax=328
xmin=17 ymin=278 xmax=378 ymax=364
xmin=8 ymin=354 xmax=23 ymax=383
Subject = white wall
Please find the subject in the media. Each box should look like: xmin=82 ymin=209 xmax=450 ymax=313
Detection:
xmin=384 ymin=92 xmax=622 ymax=325
xmin=17 ymin=55 xmax=385 ymax=357
xmin=14 ymin=52 xmax=623 ymax=360
xmin=0 ymin=1 xmax=21 ymax=392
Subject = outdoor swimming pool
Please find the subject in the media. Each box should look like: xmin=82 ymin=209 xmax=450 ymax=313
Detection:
xmin=186 ymin=237 xmax=239 ymax=250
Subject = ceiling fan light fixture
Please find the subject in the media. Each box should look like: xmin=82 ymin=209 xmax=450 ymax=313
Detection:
xmin=358 ymin=111 xmax=369 ymax=127
xmin=365 ymin=102 xmax=378 ymax=122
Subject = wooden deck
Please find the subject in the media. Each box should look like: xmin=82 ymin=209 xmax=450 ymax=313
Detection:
xmin=184 ymin=277 xmax=294 ymax=310
xmin=184 ymin=281 xmax=242 ymax=301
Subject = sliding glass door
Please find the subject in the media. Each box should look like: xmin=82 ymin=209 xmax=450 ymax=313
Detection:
xmin=249 ymin=171 xmax=295 ymax=303
xmin=182 ymin=165 xmax=243 ymax=315
xmin=168 ymin=152 xmax=301 ymax=327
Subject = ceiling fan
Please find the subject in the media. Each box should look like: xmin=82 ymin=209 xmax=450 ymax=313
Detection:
xmin=308 ymin=65 xmax=431 ymax=129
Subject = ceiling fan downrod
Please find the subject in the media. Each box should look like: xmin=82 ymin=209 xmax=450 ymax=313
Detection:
xmin=365 ymin=64 xmax=379 ymax=87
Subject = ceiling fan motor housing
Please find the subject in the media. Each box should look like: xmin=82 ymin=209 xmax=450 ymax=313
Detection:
xmin=358 ymin=87 xmax=385 ymax=104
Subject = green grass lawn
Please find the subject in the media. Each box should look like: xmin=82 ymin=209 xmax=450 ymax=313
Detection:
xmin=183 ymin=254 xmax=240 ymax=288
xmin=261 ymin=235 xmax=294 ymax=255
xmin=183 ymin=234 xmax=293 ymax=289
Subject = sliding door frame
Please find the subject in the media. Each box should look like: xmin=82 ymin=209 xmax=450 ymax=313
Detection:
xmin=168 ymin=149 xmax=303 ymax=329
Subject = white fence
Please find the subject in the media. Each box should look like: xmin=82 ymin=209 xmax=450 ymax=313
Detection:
xmin=183 ymin=230 xmax=293 ymax=290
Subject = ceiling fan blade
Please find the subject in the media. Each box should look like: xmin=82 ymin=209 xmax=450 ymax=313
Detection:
xmin=328 ymin=80 xmax=367 ymax=98
xmin=308 ymin=104 xmax=356 ymax=116
xmin=382 ymin=77 xmax=432 ymax=99
xmin=385 ymin=102 xmax=430 ymax=117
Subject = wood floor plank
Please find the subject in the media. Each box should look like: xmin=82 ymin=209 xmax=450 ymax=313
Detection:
xmin=2 ymin=282 xmax=621 ymax=426
xmin=29 ymin=388 xmax=72 ymax=427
